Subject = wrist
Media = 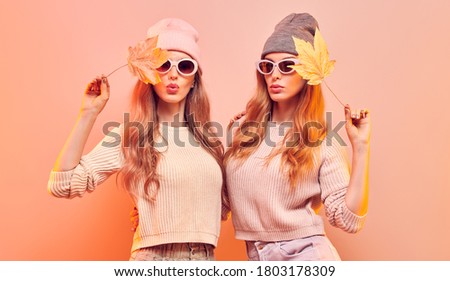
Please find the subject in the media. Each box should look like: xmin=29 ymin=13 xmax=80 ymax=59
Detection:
xmin=352 ymin=140 xmax=370 ymax=153
xmin=78 ymin=109 xmax=100 ymax=120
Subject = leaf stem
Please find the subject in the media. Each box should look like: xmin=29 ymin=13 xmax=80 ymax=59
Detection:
xmin=323 ymin=79 xmax=345 ymax=107
xmin=106 ymin=63 xmax=128 ymax=77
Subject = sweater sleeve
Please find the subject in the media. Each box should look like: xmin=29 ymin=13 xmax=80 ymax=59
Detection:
xmin=47 ymin=125 xmax=123 ymax=198
xmin=319 ymin=139 xmax=366 ymax=233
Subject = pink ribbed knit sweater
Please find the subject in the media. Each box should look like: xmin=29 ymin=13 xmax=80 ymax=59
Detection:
xmin=48 ymin=124 xmax=223 ymax=253
xmin=226 ymin=122 xmax=366 ymax=242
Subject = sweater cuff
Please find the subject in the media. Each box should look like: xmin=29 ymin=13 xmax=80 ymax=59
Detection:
xmin=47 ymin=169 xmax=75 ymax=198
xmin=341 ymin=203 xmax=367 ymax=233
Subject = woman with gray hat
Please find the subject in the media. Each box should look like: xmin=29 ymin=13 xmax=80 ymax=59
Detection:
xmin=47 ymin=18 xmax=225 ymax=261
xmin=224 ymin=13 xmax=371 ymax=260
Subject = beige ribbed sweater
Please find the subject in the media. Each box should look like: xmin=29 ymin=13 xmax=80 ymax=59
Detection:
xmin=226 ymin=123 xmax=366 ymax=242
xmin=48 ymin=124 xmax=223 ymax=253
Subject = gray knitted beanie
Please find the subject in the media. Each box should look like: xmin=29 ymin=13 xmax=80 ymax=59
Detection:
xmin=261 ymin=13 xmax=319 ymax=58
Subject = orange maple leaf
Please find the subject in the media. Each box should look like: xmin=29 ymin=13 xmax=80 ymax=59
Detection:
xmin=289 ymin=28 xmax=347 ymax=107
xmin=127 ymin=36 xmax=168 ymax=85
xmin=290 ymin=28 xmax=335 ymax=85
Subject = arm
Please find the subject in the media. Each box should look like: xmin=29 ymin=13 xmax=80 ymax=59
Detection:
xmin=319 ymin=105 xmax=371 ymax=233
xmin=221 ymin=110 xmax=246 ymax=220
xmin=344 ymin=105 xmax=371 ymax=216
xmin=48 ymin=76 xmax=120 ymax=198
xmin=54 ymin=76 xmax=110 ymax=171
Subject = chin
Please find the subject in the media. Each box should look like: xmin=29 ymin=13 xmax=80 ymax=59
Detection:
xmin=161 ymin=96 xmax=183 ymax=104
xmin=269 ymin=92 xmax=300 ymax=104
xmin=159 ymin=92 xmax=189 ymax=104
xmin=269 ymin=94 xmax=288 ymax=102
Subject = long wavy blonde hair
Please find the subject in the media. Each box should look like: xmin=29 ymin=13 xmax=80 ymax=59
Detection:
xmin=224 ymin=72 xmax=327 ymax=188
xmin=118 ymin=74 xmax=226 ymax=202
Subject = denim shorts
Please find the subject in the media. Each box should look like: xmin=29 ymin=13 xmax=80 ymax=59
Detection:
xmin=130 ymin=243 xmax=215 ymax=261
xmin=245 ymin=235 xmax=341 ymax=261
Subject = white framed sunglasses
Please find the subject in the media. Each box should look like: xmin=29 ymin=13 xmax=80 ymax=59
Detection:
xmin=256 ymin=58 xmax=299 ymax=75
xmin=156 ymin=58 xmax=198 ymax=76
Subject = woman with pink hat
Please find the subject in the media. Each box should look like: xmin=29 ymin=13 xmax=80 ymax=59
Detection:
xmin=47 ymin=18 xmax=225 ymax=261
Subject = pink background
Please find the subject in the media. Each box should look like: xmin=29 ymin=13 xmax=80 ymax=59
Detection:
xmin=0 ymin=0 xmax=449 ymax=260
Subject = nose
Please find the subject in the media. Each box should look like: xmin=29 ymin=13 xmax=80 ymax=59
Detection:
xmin=271 ymin=66 xmax=281 ymax=80
xmin=168 ymin=65 xmax=178 ymax=80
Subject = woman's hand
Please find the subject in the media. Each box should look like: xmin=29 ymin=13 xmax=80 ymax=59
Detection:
xmin=130 ymin=207 xmax=139 ymax=232
xmin=344 ymin=104 xmax=371 ymax=150
xmin=227 ymin=110 xmax=246 ymax=130
xmin=81 ymin=75 xmax=110 ymax=116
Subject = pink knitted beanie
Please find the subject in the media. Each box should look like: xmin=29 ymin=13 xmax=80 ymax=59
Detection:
xmin=147 ymin=18 xmax=202 ymax=71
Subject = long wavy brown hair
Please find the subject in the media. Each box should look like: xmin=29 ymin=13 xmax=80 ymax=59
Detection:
xmin=224 ymin=72 xmax=327 ymax=188
xmin=118 ymin=74 xmax=226 ymax=205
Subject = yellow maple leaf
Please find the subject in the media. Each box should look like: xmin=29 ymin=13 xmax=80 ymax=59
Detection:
xmin=127 ymin=36 xmax=168 ymax=85
xmin=290 ymin=28 xmax=335 ymax=85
